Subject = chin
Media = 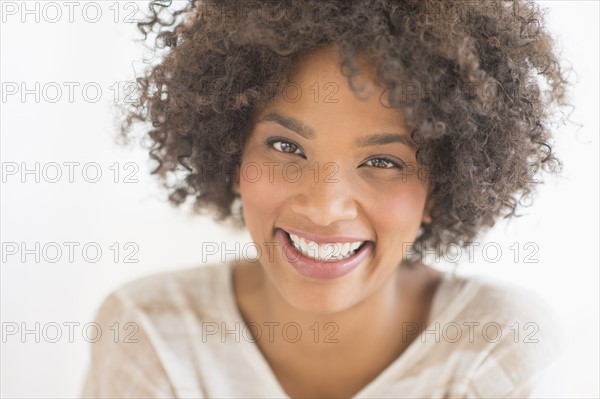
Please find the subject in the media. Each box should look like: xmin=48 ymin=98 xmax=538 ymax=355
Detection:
xmin=268 ymin=269 xmax=367 ymax=316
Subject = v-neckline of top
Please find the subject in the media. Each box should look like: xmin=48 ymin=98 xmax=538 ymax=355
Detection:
xmin=219 ymin=262 xmax=477 ymax=398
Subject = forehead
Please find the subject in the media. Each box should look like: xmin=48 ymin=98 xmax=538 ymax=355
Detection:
xmin=263 ymin=46 xmax=406 ymax=130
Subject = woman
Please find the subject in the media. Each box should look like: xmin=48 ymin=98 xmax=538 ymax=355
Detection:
xmin=82 ymin=1 xmax=569 ymax=397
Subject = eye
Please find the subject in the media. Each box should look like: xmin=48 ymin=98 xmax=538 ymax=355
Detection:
xmin=266 ymin=138 xmax=305 ymax=157
xmin=363 ymin=156 xmax=405 ymax=170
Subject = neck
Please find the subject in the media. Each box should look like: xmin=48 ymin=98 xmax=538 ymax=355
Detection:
xmin=233 ymin=261 xmax=437 ymax=361
xmin=232 ymin=260 xmax=442 ymax=398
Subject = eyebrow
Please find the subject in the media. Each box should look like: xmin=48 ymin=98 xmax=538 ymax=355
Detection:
xmin=257 ymin=112 xmax=416 ymax=150
xmin=355 ymin=132 xmax=416 ymax=150
xmin=258 ymin=112 xmax=315 ymax=139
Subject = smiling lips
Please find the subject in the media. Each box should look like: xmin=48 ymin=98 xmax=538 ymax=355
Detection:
xmin=275 ymin=228 xmax=374 ymax=279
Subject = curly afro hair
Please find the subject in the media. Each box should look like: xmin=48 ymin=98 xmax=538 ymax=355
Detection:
xmin=121 ymin=0 xmax=570 ymax=265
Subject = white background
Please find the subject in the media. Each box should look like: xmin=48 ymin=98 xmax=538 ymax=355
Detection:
xmin=1 ymin=1 xmax=598 ymax=397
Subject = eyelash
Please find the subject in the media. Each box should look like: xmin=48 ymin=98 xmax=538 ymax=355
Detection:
xmin=266 ymin=137 xmax=305 ymax=157
xmin=265 ymin=138 xmax=405 ymax=170
xmin=363 ymin=156 xmax=405 ymax=170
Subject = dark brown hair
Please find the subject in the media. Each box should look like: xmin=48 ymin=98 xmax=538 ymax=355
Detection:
xmin=121 ymin=0 xmax=571 ymax=264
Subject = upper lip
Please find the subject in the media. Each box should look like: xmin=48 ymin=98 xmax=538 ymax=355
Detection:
xmin=278 ymin=226 xmax=372 ymax=244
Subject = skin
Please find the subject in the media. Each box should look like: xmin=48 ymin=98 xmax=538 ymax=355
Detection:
xmin=232 ymin=46 xmax=443 ymax=399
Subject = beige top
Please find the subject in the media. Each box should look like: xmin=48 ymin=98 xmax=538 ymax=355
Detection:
xmin=81 ymin=262 xmax=566 ymax=398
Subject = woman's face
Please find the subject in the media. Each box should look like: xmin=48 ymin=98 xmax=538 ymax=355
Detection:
xmin=235 ymin=47 xmax=432 ymax=314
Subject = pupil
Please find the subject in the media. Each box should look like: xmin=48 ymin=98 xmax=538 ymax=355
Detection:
xmin=283 ymin=143 xmax=294 ymax=152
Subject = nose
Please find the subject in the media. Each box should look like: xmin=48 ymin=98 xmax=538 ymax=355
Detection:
xmin=290 ymin=165 xmax=358 ymax=227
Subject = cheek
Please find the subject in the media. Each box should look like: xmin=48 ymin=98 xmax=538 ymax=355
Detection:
xmin=238 ymin=160 xmax=288 ymax=225
xmin=367 ymin=179 xmax=428 ymax=235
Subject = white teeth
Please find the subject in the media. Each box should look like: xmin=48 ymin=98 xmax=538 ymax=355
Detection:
xmin=307 ymin=241 xmax=319 ymax=258
xmin=318 ymin=244 xmax=331 ymax=260
xmin=288 ymin=233 xmax=365 ymax=261
xmin=340 ymin=242 xmax=350 ymax=254
xmin=349 ymin=242 xmax=361 ymax=251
